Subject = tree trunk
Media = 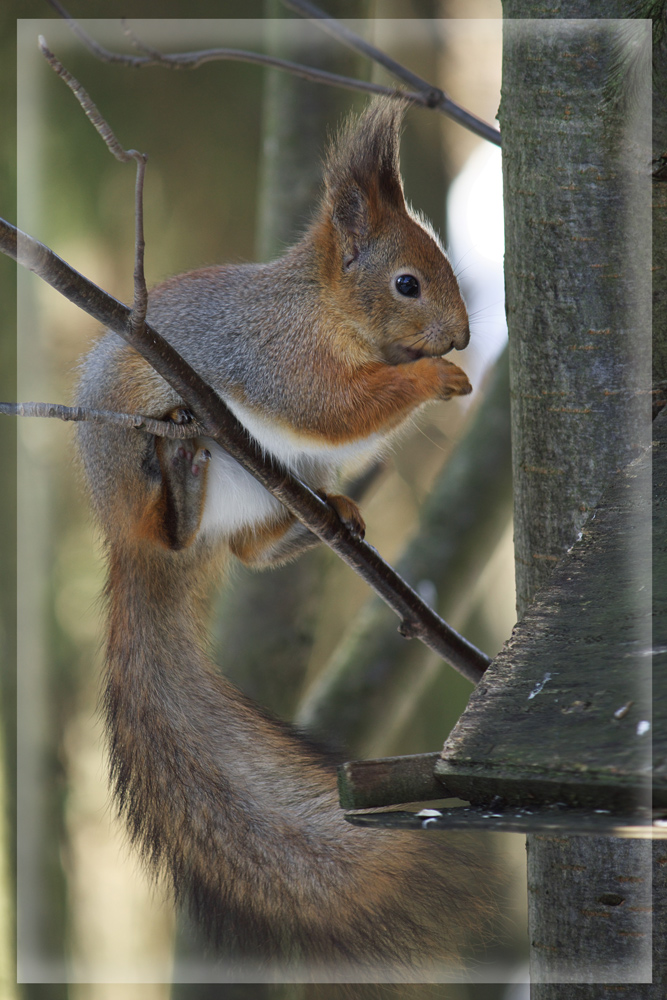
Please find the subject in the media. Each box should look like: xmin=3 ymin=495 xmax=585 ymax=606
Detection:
xmin=651 ymin=2 xmax=667 ymax=411
xmin=211 ymin=0 xmax=373 ymax=724
xmin=499 ymin=6 xmax=656 ymax=994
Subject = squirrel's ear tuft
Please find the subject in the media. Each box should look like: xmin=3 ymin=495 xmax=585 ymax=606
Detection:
xmin=324 ymin=97 xmax=406 ymax=240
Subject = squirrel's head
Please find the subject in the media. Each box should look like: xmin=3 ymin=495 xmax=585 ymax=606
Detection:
xmin=318 ymin=97 xmax=469 ymax=365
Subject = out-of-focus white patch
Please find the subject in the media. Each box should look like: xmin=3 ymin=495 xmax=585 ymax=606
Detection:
xmin=447 ymin=143 xmax=507 ymax=379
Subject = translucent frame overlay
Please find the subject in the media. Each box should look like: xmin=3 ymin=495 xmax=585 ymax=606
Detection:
xmin=15 ymin=14 xmax=652 ymax=988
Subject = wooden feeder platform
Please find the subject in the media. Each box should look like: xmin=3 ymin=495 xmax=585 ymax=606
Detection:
xmin=339 ymin=409 xmax=666 ymax=838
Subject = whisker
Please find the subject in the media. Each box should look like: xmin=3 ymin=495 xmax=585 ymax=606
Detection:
xmin=467 ymin=299 xmax=506 ymax=320
xmin=449 ymin=246 xmax=477 ymax=275
xmin=413 ymin=423 xmax=450 ymax=452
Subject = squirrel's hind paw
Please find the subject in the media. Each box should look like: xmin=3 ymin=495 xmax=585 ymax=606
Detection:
xmin=325 ymin=493 xmax=366 ymax=539
xmin=156 ymin=436 xmax=211 ymax=550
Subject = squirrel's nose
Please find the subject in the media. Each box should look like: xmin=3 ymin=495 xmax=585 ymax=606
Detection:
xmin=453 ymin=322 xmax=470 ymax=351
xmin=441 ymin=321 xmax=470 ymax=354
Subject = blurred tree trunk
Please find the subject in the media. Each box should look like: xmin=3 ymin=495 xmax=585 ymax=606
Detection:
xmin=296 ymin=348 xmax=512 ymax=756
xmin=0 ymin=13 xmax=17 ymax=995
xmin=500 ymin=3 xmax=658 ymax=995
xmin=171 ymin=3 xmax=372 ymax=994
xmin=212 ymin=0 xmax=373 ymax=722
xmin=218 ymin=2 xmax=463 ymax=740
xmin=292 ymin=0 xmax=512 ymax=761
xmin=13 ymin=28 xmax=71 ymax=1000
xmin=256 ymin=0 xmax=374 ymax=258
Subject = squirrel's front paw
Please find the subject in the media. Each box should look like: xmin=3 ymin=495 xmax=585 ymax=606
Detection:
xmin=432 ymin=358 xmax=472 ymax=399
xmin=325 ymin=493 xmax=366 ymax=539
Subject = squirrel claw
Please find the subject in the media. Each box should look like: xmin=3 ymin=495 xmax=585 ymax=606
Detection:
xmin=325 ymin=493 xmax=366 ymax=539
xmin=169 ymin=407 xmax=196 ymax=425
xmin=191 ymin=447 xmax=211 ymax=477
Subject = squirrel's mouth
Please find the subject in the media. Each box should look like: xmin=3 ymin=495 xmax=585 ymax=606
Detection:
xmin=385 ymin=341 xmax=454 ymax=365
xmin=400 ymin=346 xmax=429 ymax=362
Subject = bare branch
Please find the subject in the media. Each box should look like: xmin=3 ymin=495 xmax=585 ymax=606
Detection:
xmin=39 ymin=36 xmax=138 ymax=165
xmin=1 ymin=217 xmax=489 ymax=684
xmin=43 ymin=0 xmax=500 ymax=145
xmin=120 ymin=18 xmax=166 ymax=61
xmin=44 ymin=0 xmax=130 ymax=65
xmin=43 ymin=1 xmax=416 ymax=99
xmin=296 ymin=349 xmax=512 ymax=748
xmin=282 ymin=0 xmax=502 ymax=146
xmin=0 ymin=401 xmax=206 ymax=438
xmin=38 ymin=36 xmax=149 ymax=331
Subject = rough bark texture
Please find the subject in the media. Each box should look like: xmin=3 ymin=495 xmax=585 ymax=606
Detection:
xmin=436 ymin=420 xmax=657 ymax=812
xmin=651 ymin=4 xmax=667 ymax=411
xmin=527 ymin=836 xmax=653 ymax=984
xmin=497 ymin=9 xmax=655 ymax=996
xmin=500 ymin=16 xmax=651 ymax=615
xmin=529 ymin=840 xmax=666 ymax=999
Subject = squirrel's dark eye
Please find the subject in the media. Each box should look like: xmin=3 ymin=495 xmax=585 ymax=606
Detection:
xmin=395 ymin=274 xmax=420 ymax=298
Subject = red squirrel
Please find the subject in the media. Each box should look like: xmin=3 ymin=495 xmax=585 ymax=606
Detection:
xmin=76 ymin=98 xmax=479 ymax=975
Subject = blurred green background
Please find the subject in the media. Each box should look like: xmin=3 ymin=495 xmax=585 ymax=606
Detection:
xmin=2 ymin=3 xmax=526 ymax=999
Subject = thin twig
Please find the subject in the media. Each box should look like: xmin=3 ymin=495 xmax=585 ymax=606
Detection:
xmin=38 ymin=37 xmax=150 ymax=331
xmin=43 ymin=0 xmax=416 ymax=98
xmin=285 ymin=0 xmax=438 ymax=94
xmin=2 ymin=217 xmax=489 ymax=684
xmin=0 ymin=401 xmax=206 ymax=438
xmin=39 ymin=37 xmax=139 ymax=165
xmin=282 ymin=0 xmax=502 ymax=146
xmin=130 ymin=153 xmax=148 ymax=333
xmin=43 ymin=0 xmax=500 ymax=145
xmin=120 ymin=18 xmax=166 ymax=60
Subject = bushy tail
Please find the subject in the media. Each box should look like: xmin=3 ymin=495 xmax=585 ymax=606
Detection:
xmin=104 ymin=536 xmax=487 ymax=978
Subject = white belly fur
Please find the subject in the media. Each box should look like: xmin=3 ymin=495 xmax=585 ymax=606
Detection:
xmin=198 ymin=398 xmax=388 ymax=539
